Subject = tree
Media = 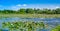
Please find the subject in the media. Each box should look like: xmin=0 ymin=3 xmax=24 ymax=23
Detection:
xmin=26 ymin=8 xmax=35 ymax=14
xmin=55 ymin=8 xmax=60 ymax=14
xmin=18 ymin=8 xmax=26 ymax=14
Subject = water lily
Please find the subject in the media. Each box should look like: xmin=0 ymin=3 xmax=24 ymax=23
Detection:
xmin=2 ymin=21 xmax=45 ymax=31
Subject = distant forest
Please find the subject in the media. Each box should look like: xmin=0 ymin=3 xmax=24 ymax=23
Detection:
xmin=0 ymin=8 xmax=60 ymax=14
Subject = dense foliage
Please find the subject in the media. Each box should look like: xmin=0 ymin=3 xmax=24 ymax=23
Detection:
xmin=0 ymin=8 xmax=60 ymax=14
xmin=2 ymin=21 xmax=45 ymax=31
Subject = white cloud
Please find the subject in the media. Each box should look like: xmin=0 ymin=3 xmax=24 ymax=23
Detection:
xmin=10 ymin=4 xmax=27 ymax=10
xmin=22 ymin=4 xmax=27 ymax=6
xmin=16 ymin=4 xmax=21 ymax=6
xmin=56 ymin=6 xmax=60 ymax=8
xmin=16 ymin=4 xmax=27 ymax=7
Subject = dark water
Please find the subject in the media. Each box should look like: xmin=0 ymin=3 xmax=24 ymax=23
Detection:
xmin=0 ymin=17 xmax=60 ymax=31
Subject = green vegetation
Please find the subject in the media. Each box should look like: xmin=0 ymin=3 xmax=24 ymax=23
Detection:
xmin=2 ymin=21 xmax=60 ymax=31
xmin=51 ymin=25 xmax=60 ymax=31
xmin=0 ymin=8 xmax=60 ymax=14
xmin=0 ymin=29 xmax=2 ymax=31
xmin=0 ymin=8 xmax=60 ymax=18
xmin=0 ymin=14 xmax=60 ymax=18
xmin=2 ymin=21 xmax=45 ymax=31
xmin=1 ymin=8 xmax=60 ymax=31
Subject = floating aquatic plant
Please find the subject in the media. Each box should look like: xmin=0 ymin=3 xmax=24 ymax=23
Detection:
xmin=2 ymin=21 xmax=46 ymax=31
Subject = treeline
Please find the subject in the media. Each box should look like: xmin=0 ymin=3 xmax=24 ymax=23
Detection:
xmin=0 ymin=8 xmax=60 ymax=14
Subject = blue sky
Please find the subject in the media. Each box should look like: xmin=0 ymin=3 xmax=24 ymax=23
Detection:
xmin=0 ymin=0 xmax=60 ymax=10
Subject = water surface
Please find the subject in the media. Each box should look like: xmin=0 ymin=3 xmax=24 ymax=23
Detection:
xmin=0 ymin=17 xmax=60 ymax=31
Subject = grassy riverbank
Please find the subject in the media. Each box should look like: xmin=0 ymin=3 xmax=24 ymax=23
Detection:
xmin=0 ymin=14 xmax=60 ymax=18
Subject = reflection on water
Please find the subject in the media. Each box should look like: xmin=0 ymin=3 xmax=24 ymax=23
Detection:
xmin=0 ymin=17 xmax=60 ymax=31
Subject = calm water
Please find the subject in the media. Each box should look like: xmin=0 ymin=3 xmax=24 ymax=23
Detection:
xmin=0 ymin=17 xmax=60 ymax=31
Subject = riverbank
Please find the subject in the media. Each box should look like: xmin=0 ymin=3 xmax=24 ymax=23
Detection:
xmin=0 ymin=14 xmax=60 ymax=18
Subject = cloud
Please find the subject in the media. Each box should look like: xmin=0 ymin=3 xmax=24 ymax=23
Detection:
xmin=16 ymin=4 xmax=21 ymax=6
xmin=1 ymin=4 xmax=59 ymax=10
xmin=56 ymin=6 xmax=60 ymax=8
xmin=0 ymin=4 xmax=27 ymax=10
xmin=9 ymin=4 xmax=27 ymax=10
xmin=16 ymin=4 xmax=27 ymax=7
xmin=22 ymin=4 xmax=27 ymax=6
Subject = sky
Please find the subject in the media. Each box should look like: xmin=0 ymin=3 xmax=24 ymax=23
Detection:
xmin=0 ymin=0 xmax=60 ymax=10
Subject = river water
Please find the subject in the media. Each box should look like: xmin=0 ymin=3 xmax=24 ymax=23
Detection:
xmin=0 ymin=17 xmax=60 ymax=31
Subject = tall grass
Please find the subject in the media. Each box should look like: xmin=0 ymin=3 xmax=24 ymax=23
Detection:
xmin=0 ymin=14 xmax=60 ymax=18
